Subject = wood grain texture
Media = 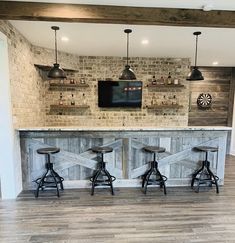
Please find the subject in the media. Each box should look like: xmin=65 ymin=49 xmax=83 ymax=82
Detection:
xmin=20 ymin=130 xmax=227 ymax=189
xmin=2 ymin=1 xmax=235 ymax=28
xmin=188 ymin=67 xmax=233 ymax=126
xmin=0 ymin=155 xmax=235 ymax=242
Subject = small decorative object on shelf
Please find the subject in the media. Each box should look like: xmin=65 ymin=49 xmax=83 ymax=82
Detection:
xmin=82 ymin=93 xmax=86 ymax=105
xmin=80 ymin=77 xmax=86 ymax=84
xmin=59 ymin=93 xmax=63 ymax=105
xmin=71 ymin=93 xmax=75 ymax=105
xmin=167 ymin=72 xmax=172 ymax=85
xmin=160 ymin=76 xmax=165 ymax=85
xmin=70 ymin=78 xmax=75 ymax=84
xmin=152 ymin=75 xmax=157 ymax=85
xmin=197 ymin=93 xmax=212 ymax=109
xmin=173 ymin=79 xmax=179 ymax=85
xmin=172 ymin=95 xmax=178 ymax=105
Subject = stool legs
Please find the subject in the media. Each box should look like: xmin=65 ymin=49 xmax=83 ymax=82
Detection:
xmin=35 ymin=154 xmax=64 ymax=198
xmin=90 ymin=153 xmax=115 ymax=195
xmin=142 ymin=153 xmax=167 ymax=195
xmin=191 ymin=151 xmax=219 ymax=193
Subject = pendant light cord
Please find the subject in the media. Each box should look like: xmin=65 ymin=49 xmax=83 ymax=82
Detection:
xmin=126 ymin=32 xmax=129 ymax=66
xmin=195 ymin=34 xmax=198 ymax=67
xmin=54 ymin=28 xmax=58 ymax=64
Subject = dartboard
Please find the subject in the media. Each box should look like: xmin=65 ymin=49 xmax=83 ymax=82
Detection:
xmin=197 ymin=93 xmax=212 ymax=108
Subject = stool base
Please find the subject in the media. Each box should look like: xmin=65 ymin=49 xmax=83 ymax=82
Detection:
xmin=90 ymin=161 xmax=116 ymax=196
xmin=191 ymin=160 xmax=219 ymax=193
xmin=34 ymin=162 xmax=64 ymax=198
xmin=142 ymin=161 xmax=167 ymax=194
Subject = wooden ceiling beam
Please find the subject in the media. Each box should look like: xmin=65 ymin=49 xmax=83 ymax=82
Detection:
xmin=1 ymin=1 xmax=235 ymax=28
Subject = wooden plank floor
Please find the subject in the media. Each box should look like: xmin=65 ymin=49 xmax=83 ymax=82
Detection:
xmin=1 ymin=156 xmax=235 ymax=242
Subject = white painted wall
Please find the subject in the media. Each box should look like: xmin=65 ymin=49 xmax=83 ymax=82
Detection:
xmin=230 ymin=93 xmax=235 ymax=155
xmin=0 ymin=31 xmax=22 ymax=199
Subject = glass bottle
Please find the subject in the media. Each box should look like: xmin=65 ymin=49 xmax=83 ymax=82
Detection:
xmin=152 ymin=75 xmax=157 ymax=85
xmin=59 ymin=93 xmax=63 ymax=105
xmin=71 ymin=93 xmax=75 ymax=105
xmin=70 ymin=78 xmax=75 ymax=84
xmin=172 ymin=95 xmax=178 ymax=105
xmin=82 ymin=93 xmax=86 ymax=105
xmin=160 ymin=76 xmax=165 ymax=85
xmin=80 ymin=77 xmax=86 ymax=84
xmin=167 ymin=72 xmax=172 ymax=85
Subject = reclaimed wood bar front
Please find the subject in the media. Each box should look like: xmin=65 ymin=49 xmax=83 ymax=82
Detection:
xmin=19 ymin=127 xmax=231 ymax=190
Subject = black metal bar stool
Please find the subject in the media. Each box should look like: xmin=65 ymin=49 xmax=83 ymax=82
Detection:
xmin=142 ymin=146 xmax=167 ymax=194
xmin=34 ymin=147 xmax=64 ymax=197
xmin=90 ymin=146 xmax=116 ymax=195
xmin=191 ymin=146 xmax=219 ymax=193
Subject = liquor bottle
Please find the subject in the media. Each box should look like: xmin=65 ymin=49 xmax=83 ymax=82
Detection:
xmin=80 ymin=77 xmax=86 ymax=84
xmin=152 ymin=75 xmax=157 ymax=85
xmin=160 ymin=76 xmax=165 ymax=85
xmin=71 ymin=93 xmax=75 ymax=105
xmin=59 ymin=93 xmax=63 ymax=105
xmin=70 ymin=78 xmax=75 ymax=84
xmin=82 ymin=93 xmax=86 ymax=105
xmin=172 ymin=95 xmax=178 ymax=105
xmin=167 ymin=72 xmax=172 ymax=85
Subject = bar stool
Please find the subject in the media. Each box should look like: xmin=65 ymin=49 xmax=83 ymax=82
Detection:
xmin=90 ymin=146 xmax=116 ymax=195
xmin=191 ymin=146 xmax=219 ymax=193
xmin=34 ymin=147 xmax=64 ymax=197
xmin=142 ymin=146 xmax=167 ymax=194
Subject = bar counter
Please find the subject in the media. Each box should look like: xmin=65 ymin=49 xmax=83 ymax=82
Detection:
xmin=18 ymin=126 xmax=231 ymax=190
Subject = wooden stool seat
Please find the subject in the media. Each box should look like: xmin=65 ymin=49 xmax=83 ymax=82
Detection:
xmin=195 ymin=146 xmax=218 ymax=153
xmin=144 ymin=146 xmax=165 ymax=153
xmin=91 ymin=146 xmax=113 ymax=154
xmin=37 ymin=147 xmax=60 ymax=154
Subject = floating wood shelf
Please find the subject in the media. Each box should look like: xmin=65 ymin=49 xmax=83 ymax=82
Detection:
xmin=34 ymin=64 xmax=78 ymax=72
xmin=146 ymin=84 xmax=184 ymax=88
xmin=49 ymin=83 xmax=89 ymax=90
xmin=146 ymin=104 xmax=183 ymax=109
xmin=50 ymin=104 xmax=90 ymax=109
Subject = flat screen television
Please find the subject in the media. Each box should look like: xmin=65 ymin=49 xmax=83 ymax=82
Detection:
xmin=98 ymin=80 xmax=143 ymax=108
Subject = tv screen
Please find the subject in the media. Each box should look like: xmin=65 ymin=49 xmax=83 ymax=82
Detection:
xmin=98 ymin=80 xmax=142 ymax=108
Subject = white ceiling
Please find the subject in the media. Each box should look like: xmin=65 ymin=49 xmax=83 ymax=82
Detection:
xmin=8 ymin=1 xmax=235 ymax=66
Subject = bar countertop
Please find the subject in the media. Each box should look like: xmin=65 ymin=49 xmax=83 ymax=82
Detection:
xmin=17 ymin=126 xmax=232 ymax=132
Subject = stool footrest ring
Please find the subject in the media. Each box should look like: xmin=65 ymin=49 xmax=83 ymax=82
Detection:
xmin=90 ymin=176 xmax=116 ymax=183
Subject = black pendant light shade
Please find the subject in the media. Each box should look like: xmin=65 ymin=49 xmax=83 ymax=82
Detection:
xmin=187 ymin=67 xmax=204 ymax=81
xmin=48 ymin=26 xmax=66 ymax=79
xmin=119 ymin=29 xmax=136 ymax=80
xmin=186 ymin=31 xmax=204 ymax=81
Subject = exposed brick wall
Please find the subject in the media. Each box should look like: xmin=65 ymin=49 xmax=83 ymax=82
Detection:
xmin=34 ymin=46 xmax=190 ymax=127
xmin=0 ymin=20 xmax=190 ymax=128
xmin=0 ymin=20 xmax=45 ymax=128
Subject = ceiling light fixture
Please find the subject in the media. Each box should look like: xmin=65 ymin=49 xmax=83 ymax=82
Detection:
xmin=61 ymin=36 xmax=69 ymax=42
xmin=141 ymin=39 xmax=149 ymax=45
xmin=186 ymin=31 xmax=204 ymax=81
xmin=119 ymin=29 xmax=136 ymax=80
xmin=212 ymin=61 xmax=218 ymax=65
xmin=202 ymin=4 xmax=213 ymax=11
xmin=48 ymin=26 xmax=66 ymax=79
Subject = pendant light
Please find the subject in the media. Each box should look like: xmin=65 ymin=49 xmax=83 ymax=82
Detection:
xmin=48 ymin=26 xmax=66 ymax=79
xmin=186 ymin=31 xmax=204 ymax=81
xmin=119 ymin=29 xmax=136 ymax=80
